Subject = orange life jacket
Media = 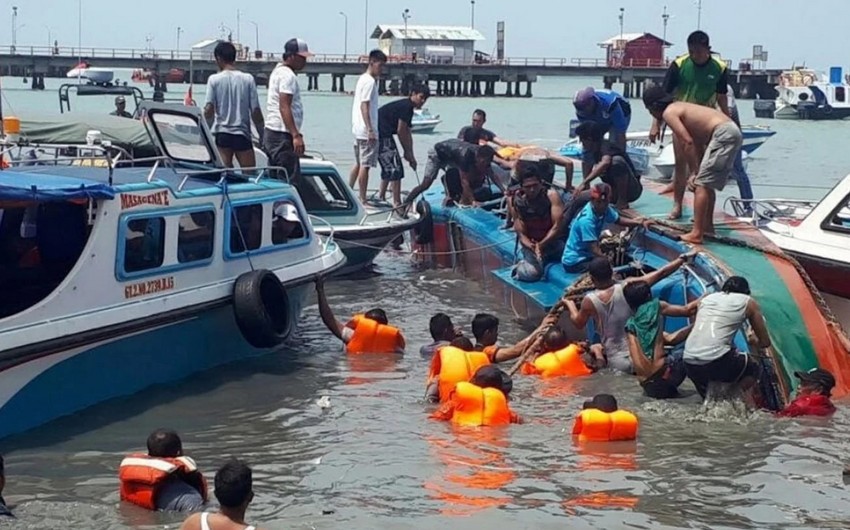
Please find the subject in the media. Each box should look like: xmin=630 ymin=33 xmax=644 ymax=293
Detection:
xmin=427 ymin=346 xmax=492 ymax=402
xmin=571 ymin=409 xmax=638 ymax=442
xmin=346 ymin=314 xmax=404 ymax=354
xmin=451 ymin=382 xmax=513 ymax=426
xmin=522 ymin=345 xmax=592 ymax=378
xmin=118 ymin=454 xmax=208 ymax=510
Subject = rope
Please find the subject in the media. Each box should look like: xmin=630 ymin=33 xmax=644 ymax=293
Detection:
xmin=647 ymin=217 xmax=850 ymax=352
xmin=221 ymin=179 xmax=256 ymax=272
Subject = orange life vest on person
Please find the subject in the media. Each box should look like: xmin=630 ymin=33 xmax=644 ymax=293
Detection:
xmin=521 ymin=345 xmax=592 ymax=378
xmin=571 ymin=409 xmax=638 ymax=442
xmin=427 ymin=346 xmax=492 ymax=402
xmin=346 ymin=314 xmax=404 ymax=354
xmin=451 ymin=382 xmax=513 ymax=426
xmin=118 ymin=454 xmax=209 ymax=510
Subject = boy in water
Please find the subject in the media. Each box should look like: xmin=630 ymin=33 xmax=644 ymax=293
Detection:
xmin=777 ymin=368 xmax=836 ymax=417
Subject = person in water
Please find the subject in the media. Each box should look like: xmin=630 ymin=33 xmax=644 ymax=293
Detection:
xmin=180 ymin=459 xmax=264 ymax=530
xmin=623 ymin=280 xmax=699 ymax=399
xmin=573 ymin=122 xmax=642 ymax=209
xmin=512 ymin=162 xmax=566 ymax=282
xmin=472 ymin=312 xmax=555 ymax=363
xmin=430 ymin=364 xmax=522 ymax=426
xmin=565 ymin=254 xmax=690 ymax=374
xmin=119 ymin=429 xmax=208 ymax=512
xmin=777 ymin=368 xmax=836 ymax=417
xmin=457 ymin=109 xmax=519 ymax=148
xmin=572 ymin=86 xmax=631 ymax=151
xmin=111 ymin=95 xmax=133 ymax=119
xmin=522 ymin=326 xmax=600 ymax=378
xmin=420 ymin=313 xmax=461 ymax=358
xmin=315 ymin=278 xmax=406 ymax=354
xmin=643 ymin=86 xmax=742 ymax=244
xmin=573 ymin=393 xmax=639 ymax=441
xmin=683 ymin=276 xmax=771 ymax=399
xmin=0 ymin=455 xmax=12 ymax=517
xmin=560 ymin=183 xmax=654 ymax=274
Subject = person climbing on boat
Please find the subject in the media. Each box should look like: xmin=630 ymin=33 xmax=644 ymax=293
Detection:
xmin=777 ymin=368 xmax=836 ymax=417
xmin=725 ymin=85 xmax=755 ymax=208
xmin=572 ymin=86 xmax=631 ymax=151
xmin=458 ymin=109 xmax=519 ymax=148
xmin=111 ymin=96 xmax=133 ymax=119
xmin=683 ymin=276 xmax=771 ymax=399
xmin=349 ymin=49 xmax=388 ymax=204
xmin=179 ymin=460 xmax=264 ymax=530
xmin=403 ymin=139 xmax=502 ymax=209
xmin=565 ymin=254 xmax=690 ymax=374
xmin=420 ymin=313 xmax=462 ymax=358
xmin=315 ymin=277 xmax=406 ymax=354
xmin=512 ymin=162 xmax=566 ymax=282
xmin=119 ymin=429 xmax=208 ymax=512
xmin=264 ymin=38 xmax=313 ymax=181
xmin=643 ymin=86 xmax=743 ymax=244
xmin=430 ymin=365 xmax=522 ymax=426
xmin=472 ymin=312 xmax=558 ymax=364
xmin=376 ymin=83 xmax=431 ymax=208
xmin=573 ymin=122 xmax=642 ymax=209
xmin=560 ymin=183 xmax=654 ymax=274
xmin=203 ymin=41 xmax=265 ymax=170
xmin=651 ymin=30 xmax=731 ymax=220
xmin=623 ymin=280 xmax=699 ymax=399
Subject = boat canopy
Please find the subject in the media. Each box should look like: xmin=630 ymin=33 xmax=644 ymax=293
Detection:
xmin=0 ymin=171 xmax=115 ymax=203
xmin=19 ymin=115 xmax=159 ymax=158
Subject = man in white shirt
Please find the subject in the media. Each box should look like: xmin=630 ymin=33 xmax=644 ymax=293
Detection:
xmin=349 ymin=49 xmax=388 ymax=204
xmin=263 ymin=38 xmax=312 ymax=181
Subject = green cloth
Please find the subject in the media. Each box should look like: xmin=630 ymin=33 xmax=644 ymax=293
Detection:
xmin=625 ymin=299 xmax=661 ymax=359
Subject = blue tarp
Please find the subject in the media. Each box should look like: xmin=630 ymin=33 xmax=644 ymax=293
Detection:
xmin=0 ymin=171 xmax=115 ymax=202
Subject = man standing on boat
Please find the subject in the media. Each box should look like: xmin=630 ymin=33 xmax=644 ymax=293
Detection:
xmin=204 ymin=41 xmax=265 ymax=169
xmin=111 ymin=96 xmax=133 ymax=119
xmin=349 ymin=50 xmax=388 ymax=204
xmin=726 ymin=85 xmax=755 ymax=208
xmin=264 ymin=38 xmax=313 ymax=181
xmin=376 ymin=83 xmax=431 ymax=208
xmin=651 ymin=30 xmax=730 ymax=220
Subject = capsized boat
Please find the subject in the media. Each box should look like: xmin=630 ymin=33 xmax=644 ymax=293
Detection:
xmin=412 ymin=177 xmax=850 ymax=407
xmin=0 ymin=103 xmax=345 ymax=440
xmin=411 ymin=108 xmax=442 ymax=134
xmin=66 ymin=62 xmax=115 ymax=85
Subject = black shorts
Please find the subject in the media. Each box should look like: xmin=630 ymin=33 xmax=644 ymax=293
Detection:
xmin=378 ymin=138 xmax=404 ymax=181
xmin=601 ymin=155 xmax=643 ymax=202
xmin=685 ymin=349 xmax=760 ymax=399
xmin=262 ymin=129 xmax=301 ymax=181
xmin=215 ymin=132 xmax=252 ymax=152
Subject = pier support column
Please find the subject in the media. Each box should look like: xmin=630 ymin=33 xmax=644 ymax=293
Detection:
xmin=338 ymin=75 xmax=345 ymax=93
xmin=505 ymin=82 xmax=513 ymax=97
xmin=462 ymin=81 xmax=469 ymax=97
xmin=331 ymin=75 xmax=338 ymax=92
xmin=514 ymin=81 xmax=522 ymax=97
xmin=623 ymin=82 xmax=631 ymax=99
xmin=379 ymin=78 xmax=387 ymax=94
xmin=525 ymin=81 xmax=532 ymax=98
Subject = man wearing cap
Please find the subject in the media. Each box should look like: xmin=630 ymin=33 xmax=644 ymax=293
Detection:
xmin=111 ymin=96 xmax=133 ymax=119
xmin=573 ymin=87 xmax=631 ymax=153
xmin=349 ymin=49 xmax=388 ymax=204
xmin=778 ymin=368 xmax=837 ymax=417
xmin=271 ymin=202 xmax=305 ymax=244
xmin=264 ymin=38 xmax=313 ymax=181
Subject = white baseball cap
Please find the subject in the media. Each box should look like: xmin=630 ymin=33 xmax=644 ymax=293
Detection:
xmin=273 ymin=203 xmax=300 ymax=222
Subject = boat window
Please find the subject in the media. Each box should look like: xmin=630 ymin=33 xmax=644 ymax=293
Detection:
xmin=229 ymin=204 xmax=263 ymax=253
xmin=178 ymin=211 xmax=215 ymax=263
xmin=148 ymin=111 xmax=213 ymax=163
xmin=124 ymin=217 xmax=166 ymax=272
xmin=823 ymin=194 xmax=850 ymax=233
xmin=271 ymin=201 xmax=307 ymax=245
xmin=296 ymin=173 xmax=354 ymax=211
xmin=836 ymin=86 xmax=846 ymax=103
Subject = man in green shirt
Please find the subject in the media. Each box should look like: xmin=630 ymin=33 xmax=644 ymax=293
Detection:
xmin=651 ymin=31 xmax=730 ymax=220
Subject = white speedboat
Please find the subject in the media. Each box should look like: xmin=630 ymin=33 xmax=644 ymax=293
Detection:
xmin=411 ymin=108 xmax=441 ymax=133
xmin=66 ymin=62 xmax=115 ymax=85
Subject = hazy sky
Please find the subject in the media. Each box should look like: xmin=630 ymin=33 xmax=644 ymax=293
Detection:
xmin=3 ymin=0 xmax=846 ymax=68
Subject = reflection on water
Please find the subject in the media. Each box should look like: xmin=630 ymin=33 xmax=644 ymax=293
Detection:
xmin=3 ymin=254 xmax=850 ymax=529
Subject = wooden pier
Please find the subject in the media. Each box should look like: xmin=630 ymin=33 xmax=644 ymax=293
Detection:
xmin=0 ymin=45 xmax=782 ymax=99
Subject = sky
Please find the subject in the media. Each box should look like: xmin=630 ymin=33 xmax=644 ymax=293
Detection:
xmin=2 ymin=0 xmax=847 ymax=69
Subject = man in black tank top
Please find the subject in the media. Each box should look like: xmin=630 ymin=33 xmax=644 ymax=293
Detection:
xmin=512 ymin=164 xmax=565 ymax=282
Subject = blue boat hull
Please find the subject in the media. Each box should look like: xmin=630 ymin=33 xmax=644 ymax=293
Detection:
xmin=0 ymin=284 xmax=308 ymax=439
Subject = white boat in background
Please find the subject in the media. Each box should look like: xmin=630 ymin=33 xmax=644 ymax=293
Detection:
xmin=755 ymin=67 xmax=850 ymax=120
xmin=411 ymin=109 xmax=441 ymax=133
xmin=66 ymin=62 xmax=115 ymax=85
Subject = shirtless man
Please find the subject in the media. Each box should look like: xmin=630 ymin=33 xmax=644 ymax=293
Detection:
xmin=643 ymin=86 xmax=742 ymax=244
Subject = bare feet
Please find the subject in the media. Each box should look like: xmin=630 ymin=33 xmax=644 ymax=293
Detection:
xmin=660 ymin=183 xmax=675 ymax=195
xmin=679 ymin=231 xmax=703 ymax=244
xmin=668 ymin=205 xmax=683 ymax=220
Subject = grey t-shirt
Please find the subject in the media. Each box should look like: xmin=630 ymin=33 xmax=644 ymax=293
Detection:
xmin=204 ymin=69 xmax=260 ymax=139
xmin=155 ymin=477 xmax=205 ymax=512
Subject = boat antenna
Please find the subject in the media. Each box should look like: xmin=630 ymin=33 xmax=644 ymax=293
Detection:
xmin=77 ymin=0 xmax=82 ymax=83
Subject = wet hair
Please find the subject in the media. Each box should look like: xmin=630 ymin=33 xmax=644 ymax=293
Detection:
xmin=643 ymin=85 xmax=675 ymax=114
xmin=687 ymin=30 xmax=711 ymax=49
xmin=214 ymin=41 xmax=237 ymax=63
xmin=429 ymin=313 xmax=454 ymax=341
xmin=518 ymin=162 xmax=542 ymax=184
xmin=543 ymin=326 xmax=569 ymax=351
xmin=623 ymin=281 xmax=653 ymax=312
xmin=721 ymin=276 xmax=751 ymax=295
xmin=369 ymin=49 xmax=388 ymax=63
xmin=583 ymin=393 xmax=618 ymax=413
xmin=214 ymin=459 xmax=253 ymax=508
xmin=473 ymin=109 xmax=487 ymax=120
xmin=588 ymin=257 xmax=614 ymax=283
xmin=450 ymin=336 xmax=475 ymax=351
xmin=411 ymin=83 xmax=431 ymax=98
xmin=364 ymin=308 xmax=389 ymax=325
xmin=470 ymin=365 xmax=512 ymax=396
xmin=471 ymin=313 xmax=499 ymax=341
xmin=575 ymin=121 xmax=606 ymax=143
xmin=476 ymin=144 xmax=496 ymax=162
xmin=147 ymin=428 xmax=182 ymax=457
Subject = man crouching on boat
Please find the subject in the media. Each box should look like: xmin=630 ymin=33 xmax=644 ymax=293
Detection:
xmin=512 ymin=163 xmax=566 ymax=282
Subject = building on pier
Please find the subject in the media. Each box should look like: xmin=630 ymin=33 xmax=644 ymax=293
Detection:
xmin=599 ymin=32 xmax=671 ymax=68
xmin=370 ymin=25 xmax=484 ymax=64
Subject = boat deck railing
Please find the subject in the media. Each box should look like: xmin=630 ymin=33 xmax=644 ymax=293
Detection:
xmin=724 ymin=197 xmax=816 ymax=226
xmin=308 ymin=214 xmax=336 ymax=254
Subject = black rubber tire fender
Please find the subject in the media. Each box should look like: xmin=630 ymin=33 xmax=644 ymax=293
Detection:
xmin=413 ymin=200 xmax=434 ymax=245
xmin=232 ymin=269 xmax=292 ymax=349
